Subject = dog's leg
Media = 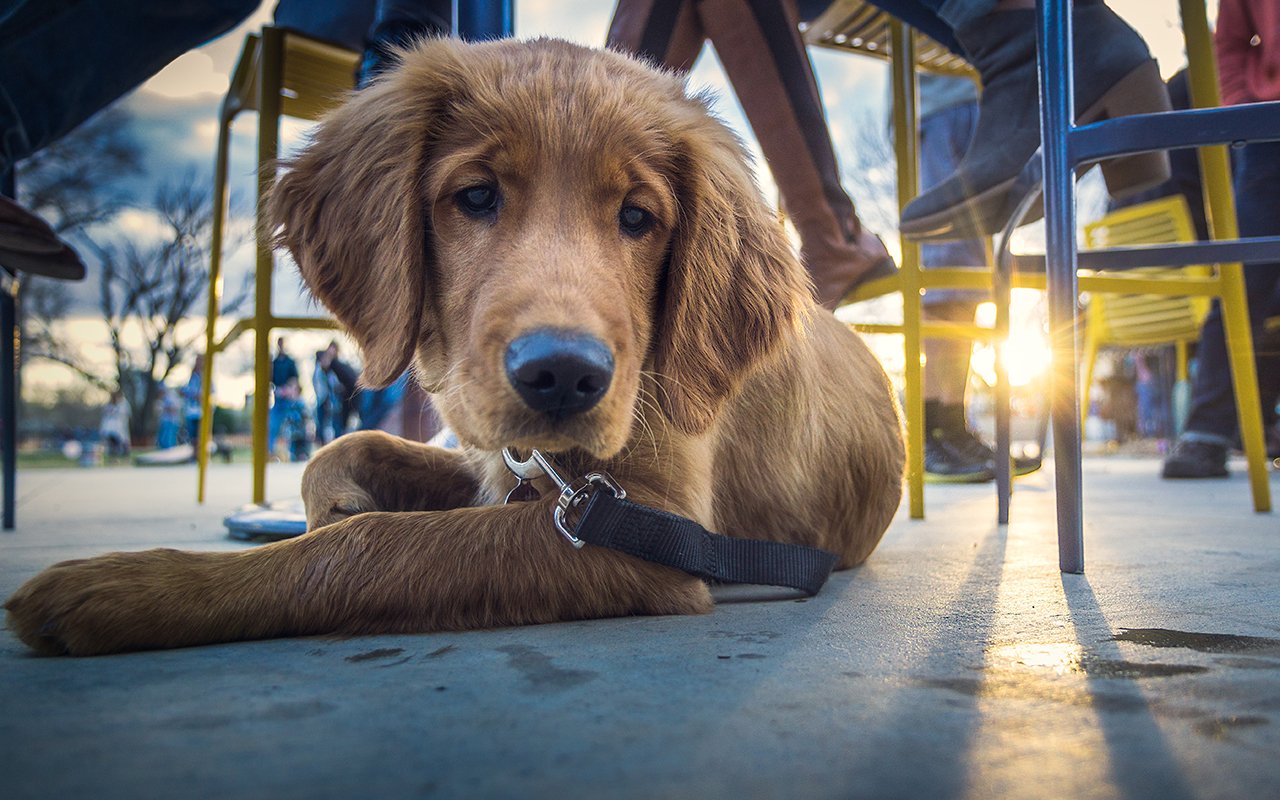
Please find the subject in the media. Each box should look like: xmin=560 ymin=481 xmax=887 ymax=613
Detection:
xmin=4 ymin=497 xmax=713 ymax=656
xmin=302 ymin=430 xmax=482 ymax=528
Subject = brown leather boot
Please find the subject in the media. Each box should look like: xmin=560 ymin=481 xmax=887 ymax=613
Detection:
xmin=0 ymin=196 xmax=86 ymax=280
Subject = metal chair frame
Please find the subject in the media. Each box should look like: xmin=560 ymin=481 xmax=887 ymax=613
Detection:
xmin=1035 ymin=0 xmax=1275 ymax=571
xmin=196 ymin=27 xmax=352 ymax=505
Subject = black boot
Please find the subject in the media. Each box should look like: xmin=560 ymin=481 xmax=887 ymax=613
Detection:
xmin=901 ymin=4 xmax=1171 ymax=241
xmin=924 ymin=401 xmax=995 ymax=483
xmin=357 ymin=10 xmax=450 ymax=88
xmin=0 ymin=196 xmax=86 ymax=281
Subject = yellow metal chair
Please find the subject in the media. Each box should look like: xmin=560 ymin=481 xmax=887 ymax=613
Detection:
xmin=196 ymin=27 xmax=355 ymax=504
xmin=1080 ymin=195 xmax=1210 ymax=430
xmin=806 ymin=3 xmax=1000 ymax=520
xmin=808 ymin=0 xmax=1271 ymax=523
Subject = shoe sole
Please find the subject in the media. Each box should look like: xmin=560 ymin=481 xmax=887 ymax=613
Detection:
xmin=901 ymin=59 xmax=1172 ymax=242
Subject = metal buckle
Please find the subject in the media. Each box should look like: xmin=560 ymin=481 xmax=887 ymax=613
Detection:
xmin=502 ymin=447 xmax=625 ymax=548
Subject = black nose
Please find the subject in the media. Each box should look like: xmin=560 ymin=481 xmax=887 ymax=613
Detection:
xmin=504 ymin=329 xmax=614 ymax=418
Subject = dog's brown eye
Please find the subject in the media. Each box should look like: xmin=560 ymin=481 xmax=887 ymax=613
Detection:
xmin=619 ymin=205 xmax=654 ymax=237
xmin=455 ymin=185 xmax=500 ymax=218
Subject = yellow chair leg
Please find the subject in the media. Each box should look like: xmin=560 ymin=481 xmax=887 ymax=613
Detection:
xmin=252 ymin=26 xmax=285 ymax=506
xmin=891 ymin=21 xmax=924 ymax=519
xmin=1181 ymin=0 xmax=1271 ymax=513
xmin=1079 ymin=319 xmax=1101 ymax=433
xmin=197 ymin=112 xmax=234 ymax=504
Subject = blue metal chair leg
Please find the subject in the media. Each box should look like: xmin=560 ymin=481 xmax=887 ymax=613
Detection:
xmin=1037 ymin=0 xmax=1085 ymax=573
xmin=1 ymin=168 xmax=16 ymax=530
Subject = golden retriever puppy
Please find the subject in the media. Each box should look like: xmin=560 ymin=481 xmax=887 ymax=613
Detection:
xmin=5 ymin=38 xmax=903 ymax=656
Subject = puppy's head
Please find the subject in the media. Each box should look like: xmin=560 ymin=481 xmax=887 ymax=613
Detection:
xmin=272 ymin=38 xmax=808 ymax=457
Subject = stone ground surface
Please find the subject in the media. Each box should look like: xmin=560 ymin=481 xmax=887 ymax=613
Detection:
xmin=0 ymin=457 xmax=1277 ymax=799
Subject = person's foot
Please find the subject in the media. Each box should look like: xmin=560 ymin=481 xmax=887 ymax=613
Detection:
xmin=0 ymin=196 xmax=86 ymax=280
xmin=900 ymin=3 xmax=1171 ymax=241
xmin=1162 ymin=437 xmax=1229 ymax=479
xmin=925 ymin=426 xmax=996 ymax=483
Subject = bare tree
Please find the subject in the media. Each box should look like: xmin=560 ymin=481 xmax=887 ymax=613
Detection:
xmin=839 ymin=110 xmax=900 ymax=245
xmin=93 ymin=173 xmax=249 ymax=442
xmin=15 ymin=107 xmax=142 ymax=396
xmin=17 ymin=107 xmax=142 ymax=237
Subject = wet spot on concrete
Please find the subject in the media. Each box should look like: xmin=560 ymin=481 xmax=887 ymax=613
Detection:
xmin=346 ymin=647 xmax=405 ymax=663
xmin=710 ymin=630 xmax=781 ymax=645
xmin=1192 ymin=715 xmax=1269 ymax=740
xmin=736 ymin=653 xmax=767 ymax=659
xmin=988 ymin=642 xmax=1208 ymax=679
xmin=425 ymin=645 xmax=456 ymax=659
xmin=1114 ymin=628 xmax=1280 ymax=655
xmin=1082 ymin=659 xmax=1208 ymax=679
xmin=917 ymin=677 xmax=984 ymax=697
xmin=497 ymin=645 xmax=597 ymax=691
xmin=1213 ymin=656 xmax=1280 ymax=670
xmin=842 ymin=670 xmax=864 ymax=678
xmin=914 ymin=675 xmax=1161 ymax=713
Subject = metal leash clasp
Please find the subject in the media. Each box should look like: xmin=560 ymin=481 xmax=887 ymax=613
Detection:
xmin=502 ymin=447 xmax=625 ymax=548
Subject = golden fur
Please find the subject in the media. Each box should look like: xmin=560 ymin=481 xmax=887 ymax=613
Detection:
xmin=5 ymin=38 xmax=904 ymax=656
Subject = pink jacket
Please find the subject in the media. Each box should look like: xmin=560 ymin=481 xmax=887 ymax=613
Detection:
xmin=1216 ymin=0 xmax=1280 ymax=105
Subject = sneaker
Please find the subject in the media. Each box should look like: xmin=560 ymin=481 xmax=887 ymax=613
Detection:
xmin=1162 ymin=438 xmax=1229 ymax=479
xmin=926 ymin=427 xmax=996 ymax=483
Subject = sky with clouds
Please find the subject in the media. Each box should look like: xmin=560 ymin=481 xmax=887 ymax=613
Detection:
xmin=27 ymin=0 xmax=1215 ymax=402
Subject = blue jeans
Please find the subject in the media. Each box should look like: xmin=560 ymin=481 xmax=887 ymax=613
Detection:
xmin=856 ymin=0 xmax=998 ymax=54
xmin=919 ymin=100 xmax=987 ymax=305
xmin=267 ymin=396 xmax=305 ymax=454
xmin=1182 ymin=140 xmax=1280 ymax=444
xmin=358 ymin=372 xmax=408 ymax=431
xmin=0 ymin=1 xmax=258 ymax=175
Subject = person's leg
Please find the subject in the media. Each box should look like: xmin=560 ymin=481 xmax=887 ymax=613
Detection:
xmin=855 ymin=0 xmax=965 ymax=53
xmin=683 ymin=0 xmax=894 ymax=309
xmin=915 ymin=101 xmax=993 ymax=481
xmin=358 ymin=0 xmax=453 ymax=85
xmin=267 ymin=399 xmax=285 ymax=457
xmin=607 ymin=0 xmax=705 ymax=72
xmin=0 ymin=0 xmax=259 ymax=175
xmin=888 ymin=0 xmax=1170 ymax=240
xmin=1167 ymin=140 xmax=1280 ymax=477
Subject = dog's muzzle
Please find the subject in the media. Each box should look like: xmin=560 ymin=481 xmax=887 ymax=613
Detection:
xmin=504 ymin=328 xmax=614 ymax=419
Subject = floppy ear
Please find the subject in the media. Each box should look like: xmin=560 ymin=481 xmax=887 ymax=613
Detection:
xmin=270 ymin=40 xmax=463 ymax=388
xmin=652 ymin=112 xmax=810 ymax=435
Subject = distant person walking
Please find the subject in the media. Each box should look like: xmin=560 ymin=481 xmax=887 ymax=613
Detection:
xmin=180 ymin=354 xmax=205 ymax=446
xmin=267 ymin=337 xmax=307 ymax=460
xmin=156 ymin=387 xmax=181 ymax=450
xmin=100 ymin=390 xmax=131 ymax=458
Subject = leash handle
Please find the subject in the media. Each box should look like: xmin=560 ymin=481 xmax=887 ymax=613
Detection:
xmin=503 ymin=447 xmax=840 ymax=595
xmin=574 ymin=491 xmax=839 ymax=596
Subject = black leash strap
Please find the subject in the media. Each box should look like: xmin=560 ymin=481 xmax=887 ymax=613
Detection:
xmin=502 ymin=446 xmax=840 ymax=596
xmin=573 ymin=490 xmax=839 ymax=596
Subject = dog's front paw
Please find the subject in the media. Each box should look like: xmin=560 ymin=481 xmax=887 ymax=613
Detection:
xmin=4 ymin=549 xmax=211 ymax=656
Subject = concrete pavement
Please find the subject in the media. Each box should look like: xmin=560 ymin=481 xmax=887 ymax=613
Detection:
xmin=1 ymin=457 xmax=1277 ymax=799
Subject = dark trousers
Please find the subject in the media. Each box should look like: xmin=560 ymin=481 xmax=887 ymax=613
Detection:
xmin=0 ymin=1 xmax=259 ymax=174
xmin=1183 ymin=139 xmax=1280 ymax=442
xmin=608 ymin=0 xmax=870 ymax=306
